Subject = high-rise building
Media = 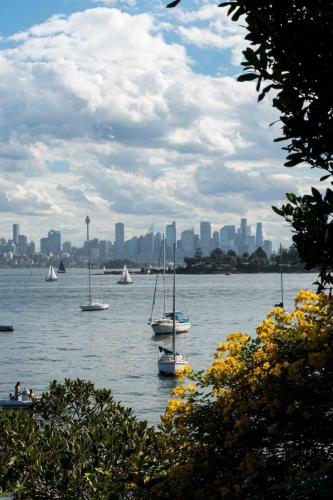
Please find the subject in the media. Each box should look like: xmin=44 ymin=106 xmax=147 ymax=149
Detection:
xmin=244 ymin=235 xmax=255 ymax=255
xmin=153 ymin=232 xmax=162 ymax=261
xmin=139 ymin=232 xmax=154 ymax=258
xmin=99 ymin=240 xmax=112 ymax=260
xmin=256 ymin=222 xmax=264 ymax=249
xmin=40 ymin=237 xmax=49 ymax=255
xmin=181 ymin=229 xmax=195 ymax=256
xmin=115 ymin=223 xmax=124 ymax=245
xmin=115 ymin=222 xmax=125 ymax=258
xmin=166 ymin=221 xmax=176 ymax=249
xmin=263 ymin=240 xmax=273 ymax=259
xmin=62 ymin=241 xmax=72 ymax=254
xmin=200 ymin=221 xmax=211 ymax=256
xmin=13 ymin=224 xmax=20 ymax=246
xmin=212 ymin=231 xmax=219 ymax=251
xmin=219 ymin=225 xmax=236 ymax=252
xmin=17 ymin=234 xmax=28 ymax=255
xmin=193 ymin=234 xmax=199 ymax=251
xmin=28 ymin=240 xmax=35 ymax=257
xmin=48 ymin=230 xmax=61 ymax=255
xmin=125 ymin=237 xmax=138 ymax=259
xmin=239 ymin=218 xmax=247 ymax=254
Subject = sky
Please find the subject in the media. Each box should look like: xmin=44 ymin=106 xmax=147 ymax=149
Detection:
xmin=0 ymin=0 xmax=319 ymax=248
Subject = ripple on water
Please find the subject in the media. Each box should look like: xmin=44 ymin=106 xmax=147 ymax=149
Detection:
xmin=0 ymin=269 xmax=317 ymax=424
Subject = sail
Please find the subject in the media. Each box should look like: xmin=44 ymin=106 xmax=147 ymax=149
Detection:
xmin=119 ymin=264 xmax=132 ymax=283
xmin=58 ymin=260 xmax=66 ymax=272
xmin=50 ymin=266 xmax=57 ymax=280
xmin=123 ymin=265 xmax=132 ymax=283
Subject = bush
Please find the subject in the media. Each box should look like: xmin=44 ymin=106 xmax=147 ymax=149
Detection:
xmin=161 ymin=291 xmax=333 ymax=499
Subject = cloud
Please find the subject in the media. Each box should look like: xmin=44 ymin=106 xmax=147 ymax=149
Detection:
xmin=0 ymin=179 xmax=57 ymax=215
xmin=0 ymin=6 xmax=308 ymax=246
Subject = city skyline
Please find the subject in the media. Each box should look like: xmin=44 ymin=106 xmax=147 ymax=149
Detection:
xmin=0 ymin=218 xmax=273 ymax=266
xmin=0 ymin=1 xmax=319 ymax=248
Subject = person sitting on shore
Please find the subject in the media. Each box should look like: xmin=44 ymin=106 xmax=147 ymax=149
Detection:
xmin=14 ymin=381 xmax=21 ymax=400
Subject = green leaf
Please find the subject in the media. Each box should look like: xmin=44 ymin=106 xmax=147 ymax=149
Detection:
xmin=286 ymin=192 xmax=297 ymax=204
xmin=272 ymin=205 xmax=284 ymax=216
xmin=166 ymin=0 xmax=181 ymax=7
xmin=237 ymin=73 xmax=258 ymax=82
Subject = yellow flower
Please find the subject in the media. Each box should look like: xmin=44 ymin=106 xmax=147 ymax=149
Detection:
xmin=187 ymin=385 xmax=196 ymax=392
xmin=172 ymin=384 xmax=186 ymax=397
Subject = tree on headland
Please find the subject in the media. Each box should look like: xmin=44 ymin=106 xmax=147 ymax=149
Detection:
xmin=167 ymin=0 xmax=333 ymax=290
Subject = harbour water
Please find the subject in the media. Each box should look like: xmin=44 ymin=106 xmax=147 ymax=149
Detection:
xmin=0 ymin=269 xmax=317 ymax=425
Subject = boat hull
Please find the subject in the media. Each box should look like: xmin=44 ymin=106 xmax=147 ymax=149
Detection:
xmin=117 ymin=281 xmax=133 ymax=285
xmin=151 ymin=320 xmax=191 ymax=335
xmin=158 ymin=354 xmax=189 ymax=375
xmin=0 ymin=399 xmax=33 ymax=409
xmin=0 ymin=325 xmax=14 ymax=332
xmin=80 ymin=302 xmax=109 ymax=311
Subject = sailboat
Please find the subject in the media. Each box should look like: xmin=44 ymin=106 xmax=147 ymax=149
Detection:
xmin=45 ymin=265 xmax=58 ymax=282
xmin=80 ymin=216 xmax=109 ymax=311
xmin=158 ymin=243 xmax=189 ymax=375
xmin=117 ymin=264 xmax=133 ymax=285
xmin=149 ymin=236 xmax=190 ymax=335
xmin=58 ymin=260 xmax=66 ymax=273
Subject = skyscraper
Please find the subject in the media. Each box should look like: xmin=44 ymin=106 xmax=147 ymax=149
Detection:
xmin=166 ymin=221 xmax=176 ymax=249
xmin=181 ymin=229 xmax=195 ymax=256
xmin=256 ymin=222 xmax=264 ymax=249
xmin=13 ymin=224 xmax=20 ymax=246
xmin=115 ymin=222 xmax=125 ymax=258
xmin=220 ymin=225 xmax=236 ymax=252
xmin=200 ymin=221 xmax=211 ymax=256
xmin=239 ymin=218 xmax=247 ymax=255
xmin=48 ymin=230 xmax=61 ymax=255
xmin=263 ymin=240 xmax=273 ymax=259
xmin=115 ymin=223 xmax=124 ymax=245
xmin=212 ymin=231 xmax=219 ymax=251
xmin=17 ymin=234 xmax=28 ymax=255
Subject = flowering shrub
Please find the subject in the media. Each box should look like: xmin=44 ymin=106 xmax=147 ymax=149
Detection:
xmin=160 ymin=291 xmax=333 ymax=499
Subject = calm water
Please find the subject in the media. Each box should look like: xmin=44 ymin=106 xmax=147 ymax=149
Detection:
xmin=0 ymin=269 xmax=317 ymax=424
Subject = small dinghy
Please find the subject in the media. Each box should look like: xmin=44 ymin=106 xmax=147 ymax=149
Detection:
xmin=0 ymin=399 xmax=33 ymax=409
xmin=0 ymin=325 xmax=14 ymax=332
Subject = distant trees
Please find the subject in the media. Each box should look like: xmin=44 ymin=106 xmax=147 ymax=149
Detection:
xmin=181 ymin=244 xmax=304 ymax=273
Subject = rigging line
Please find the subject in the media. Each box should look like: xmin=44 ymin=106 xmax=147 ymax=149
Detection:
xmin=149 ymin=236 xmax=164 ymax=321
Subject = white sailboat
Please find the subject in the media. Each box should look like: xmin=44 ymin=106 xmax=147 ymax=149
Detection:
xmin=158 ymin=243 xmax=189 ymax=375
xmin=149 ymin=236 xmax=190 ymax=335
xmin=45 ymin=265 xmax=58 ymax=282
xmin=117 ymin=264 xmax=133 ymax=285
xmin=80 ymin=216 xmax=109 ymax=311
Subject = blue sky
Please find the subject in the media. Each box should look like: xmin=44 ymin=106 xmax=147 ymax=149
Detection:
xmin=0 ymin=0 xmax=315 ymax=247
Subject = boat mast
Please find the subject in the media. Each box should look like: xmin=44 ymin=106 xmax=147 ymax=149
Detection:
xmin=163 ymin=234 xmax=166 ymax=318
xmin=85 ymin=216 xmax=92 ymax=304
xmin=172 ymin=242 xmax=176 ymax=357
xmin=280 ymin=243 xmax=284 ymax=308
xmin=149 ymin=240 xmax=163 ymax=321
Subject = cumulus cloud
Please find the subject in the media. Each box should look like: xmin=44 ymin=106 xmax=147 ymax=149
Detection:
xmin=0 ymin=5 xmax=306 ymax=245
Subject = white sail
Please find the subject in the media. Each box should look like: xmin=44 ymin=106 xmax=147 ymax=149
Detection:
xmin=50 ymin=266 xmax=57 ymax=280
xmin=46 ymin=265 xmax=58 ymax=281
xmin=118 ymin=264 xmax=133 ymax=284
